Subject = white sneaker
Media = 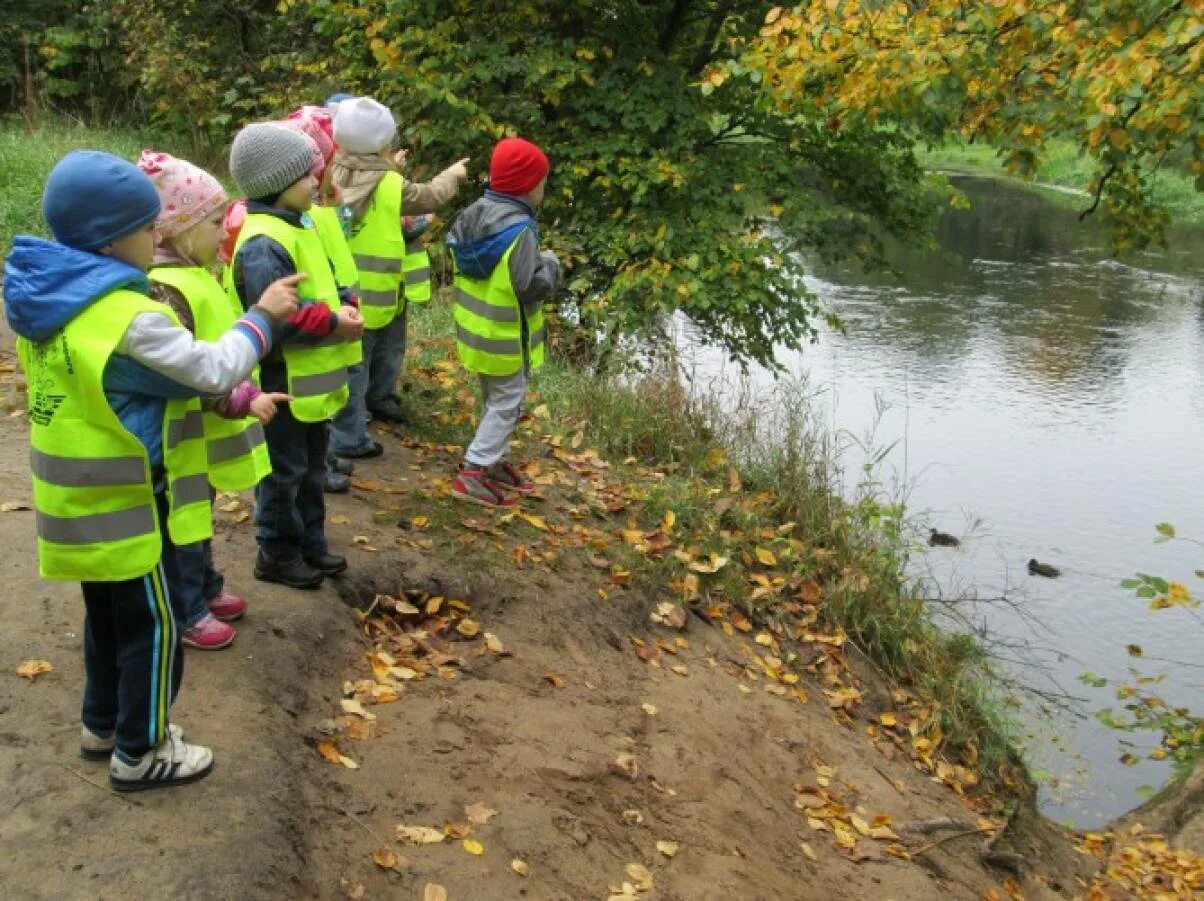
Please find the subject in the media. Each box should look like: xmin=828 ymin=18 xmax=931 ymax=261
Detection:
xmin=81 ymin=723 xmax=184 ymax=760
xmin=109 ymin=734 xmax=214 ymax=792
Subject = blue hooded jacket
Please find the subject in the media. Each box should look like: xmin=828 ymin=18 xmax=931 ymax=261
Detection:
xmin=4 ymin=236 xmax=200 ymax=467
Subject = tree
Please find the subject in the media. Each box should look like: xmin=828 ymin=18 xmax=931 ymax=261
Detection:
xmin=302 ymin=0 xmax=940 ymax=369
xmin=738 ymin=1 xmax=1204 ymax=253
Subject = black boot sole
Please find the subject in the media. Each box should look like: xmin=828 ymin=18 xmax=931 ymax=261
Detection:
xmin=304 ymin=559 xmax=348 ymax=576
xmin=253 ymin=567 xmax=324 ymax=590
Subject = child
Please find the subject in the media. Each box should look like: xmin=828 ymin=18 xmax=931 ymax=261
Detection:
xmin=3 ymin=150 xmax=300 ymax=789
xmin=328 ymin=96 xmax=469 ymax=459
xmin=446 ymin=137 xmax=561 ymax=507
xmin=226 ymin=123 xmax=364 ymax=590
xmin=278 ymin=107 xmax=363 ymax=494
xmin=139 ymin=150 xmax=290 ymax=650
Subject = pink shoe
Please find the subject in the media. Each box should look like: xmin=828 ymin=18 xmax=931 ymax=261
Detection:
xmin=207 ymin=591 xmax=247 ymax=622
xmin=181 ymin=614 xmax=236 ymax=650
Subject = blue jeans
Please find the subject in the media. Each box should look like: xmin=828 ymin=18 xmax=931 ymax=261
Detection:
xmin=330 ymin=308 xmax=408 ymax=455
xmin=255 ymin=405 xmax=329 ymax=561
xmin=170 ymin=538 xmax=224 ymax=627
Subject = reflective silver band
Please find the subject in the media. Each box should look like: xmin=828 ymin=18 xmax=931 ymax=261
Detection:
xmin=354 ymin=254 xmax=401 ymax=274
xmin=454 ymin=287 xmax=518 ymax=323
xmin=291 ymin=367 xmax=350 ymax=397
xmin=30 ymin=447 xmax=145 ymax=488
xmin=166 ymin=410 xmax=205 ymax=448
xmin=530 ymin=326 xmax=547 ymax=348
xmin=455 ymin=324 xmax=520 ymax=356
xmin=207 ymin=422 xmax=265 ymax=465
xmin=359 ymin=288 xmax=398 ymax=308
xmin=37 ymin=505 xmax=156 ymax=545
xmin=169 ymin=473 xmax=211 ymax=507
xmin=405 ymin=266 xmax=430 ymax=285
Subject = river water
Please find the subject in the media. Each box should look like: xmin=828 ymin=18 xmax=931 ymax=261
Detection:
xmin=676 ymin=175 xmax=1204 ymax=827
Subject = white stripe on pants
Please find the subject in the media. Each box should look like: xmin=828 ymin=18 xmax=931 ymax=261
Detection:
xmin=465 ymin=370 xmax=527 ymax=467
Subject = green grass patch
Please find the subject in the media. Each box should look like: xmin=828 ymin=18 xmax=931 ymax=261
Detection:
xmin=0 ymin=118 xmax=149 ymax=251
xmin=919 ymin=138 xmax=1204 ymax=226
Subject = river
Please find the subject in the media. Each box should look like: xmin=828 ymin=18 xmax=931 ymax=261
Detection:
xmin=675 ymin=175 xmax=1204 ymax=827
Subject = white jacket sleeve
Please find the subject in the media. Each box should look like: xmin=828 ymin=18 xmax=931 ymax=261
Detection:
xmin=116 ymin=311 xmax=262 ymax=396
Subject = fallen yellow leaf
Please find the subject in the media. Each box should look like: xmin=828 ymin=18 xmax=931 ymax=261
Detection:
xmin=484 ymin=632 xmax=507 ymax=654
xmin=688 ymin=552 xmax=729 ymax=574
xmin=519 ymin=512 xmax=549 ymax=531
xmin=372 ymin=847 xmax=398 ymax=869
xmin=511 ymin=858 xmax=530 ymax=876
xmin=411 ymin=515 xmax=431 ymax=529
xmin=755 ymin=546 xmax=777 ymax=566
xmin=15 ymin=659 xmax=53 ymax=680
xmin=799 ymin=841 xmax=818 ymax=861
xmin=456 ymin=618 xmax=480 ymax=637
xmin=423 ymin=885 xmax=448 ymax=901
xmin=641 ymin=703 xmax=658 ymax=716
xmin=397 ymin=825 xmax=447 ymax=845
xmin=656 ymin=840 xmax=679 ymax=858
xmin=463 ymin=838 xmax=484 ymax=855
xmin=625 ymin=862 xmax=654 ymax=892
xmin=465 ymin=802 xmax=497 ymax=825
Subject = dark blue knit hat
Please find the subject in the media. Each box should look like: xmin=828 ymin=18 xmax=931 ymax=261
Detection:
xmin=42 ymin=150 xmax=161 ymax=251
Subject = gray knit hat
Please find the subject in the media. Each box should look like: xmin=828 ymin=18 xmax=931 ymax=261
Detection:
xmin=229 ymin=123 xmax=315 ymax=200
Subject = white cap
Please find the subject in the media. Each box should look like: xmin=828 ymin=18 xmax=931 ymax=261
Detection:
xmin=333 ymin=97 xmax=396 ymax=154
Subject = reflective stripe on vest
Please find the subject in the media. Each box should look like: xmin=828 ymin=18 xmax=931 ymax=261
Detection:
xmin=149 ymin=266 xmax=272 ymax=491
xmin=230 ymin=213 xmax=350 ymax=422
xmin=404 ymin=237 xmax=432 ymax=304
xmin=452 ymin=232 xmax=546 ymax=377
xmin=348 ymin=171 xmax=404 ymax=329
xmin=36 ymin=505 xmax=157 ymax=546
xmin=19 ymin=290 xmax=167 ymax=580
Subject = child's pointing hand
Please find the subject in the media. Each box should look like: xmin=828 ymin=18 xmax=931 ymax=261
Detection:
xmin=259 ymin=273 xmax=306 ymax=321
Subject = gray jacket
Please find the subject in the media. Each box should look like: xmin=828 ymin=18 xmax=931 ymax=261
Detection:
xmin=447 ymin=191 xmax=560 ymax=316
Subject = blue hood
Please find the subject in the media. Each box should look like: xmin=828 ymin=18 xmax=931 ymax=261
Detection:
xmin=3 ymin=235 xmax=149 ymax=341
xmin=447 ymin=219 xmax=536 ymax=279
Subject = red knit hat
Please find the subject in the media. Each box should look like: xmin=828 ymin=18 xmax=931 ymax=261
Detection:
xmin=489 ymin=137 xmax=549 ymax=196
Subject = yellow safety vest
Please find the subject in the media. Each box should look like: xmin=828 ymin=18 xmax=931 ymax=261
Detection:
xmin=148 ymin=265 xmax=272 ymax=491
xmin=403 ymin=236 xmax=432 ymax=305
xmin=310 ymin=205 xmax=363 ymax=368
xmin=230 ymin=212 xmax=350 ymax=422
xmin=349 ymin=171 xmax=405 ymax=330
xmin=19 ymin=289 xmax=213 ymax=581
xmin=452 ymin=232 xmax=546 ymax=376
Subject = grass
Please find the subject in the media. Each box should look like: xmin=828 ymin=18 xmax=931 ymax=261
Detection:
xmin=0 ymin=116 xmax=232 ymax=253
xmin=0 ymin=117 xmax=150 ymax=251
xmin=919 ymin=138 xmax=1204 ymax=226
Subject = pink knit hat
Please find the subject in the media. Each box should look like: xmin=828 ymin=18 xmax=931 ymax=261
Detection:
xmin=137 ymin=150 xmax=228 ymax=239
xmin=284 ymin=106 xmax=336 ymax=175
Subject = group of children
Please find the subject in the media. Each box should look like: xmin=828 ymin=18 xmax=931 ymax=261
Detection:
xmin=2 ymin=94 xmax=560 ymax=790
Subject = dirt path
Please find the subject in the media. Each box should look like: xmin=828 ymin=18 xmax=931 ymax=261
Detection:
xmin=5 ymin=315 xmax=1169 ymax=899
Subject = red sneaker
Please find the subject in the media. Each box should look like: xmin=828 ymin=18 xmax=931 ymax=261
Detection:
xmin=207 ymin=591 xmax=247 ymax=622
xmin=182 ymin=614 xmax=236 ymax=650
xmin=486 ymin=461 xmax=536 ymax=494
xmin=452 ymin=466 xmax=517 ymax=508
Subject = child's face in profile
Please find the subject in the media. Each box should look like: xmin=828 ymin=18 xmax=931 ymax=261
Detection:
xmin=277 ymin=173 xmax=317 ymax=213
xmin=527 ymin=176 xmax=547 ymax=209
xmin=102 ymin=222 xmax=156 ymax=272
xmin=173 ymin=208 xmax=225 ymax=267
